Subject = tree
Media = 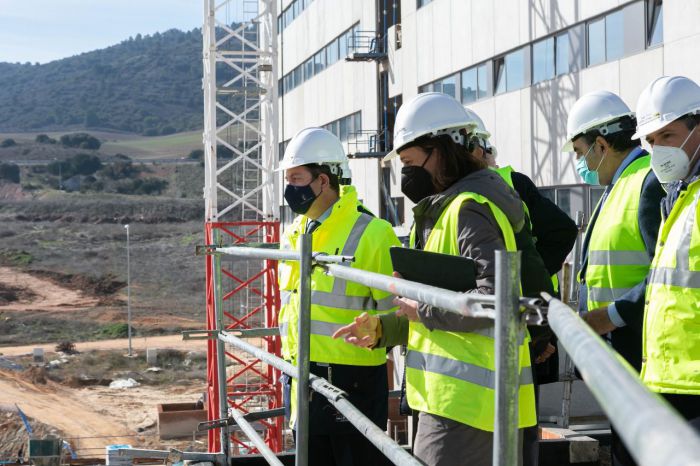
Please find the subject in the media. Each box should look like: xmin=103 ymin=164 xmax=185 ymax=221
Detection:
xmin=0 ymin=138 xmax=17 ymax=148
xmin=35 ymin=134 xmax=57 ymax=144
xmin=70 ymin=153 xmax=103 ymax=175
xmin=0 ymin=163 xmax=20 ymax=183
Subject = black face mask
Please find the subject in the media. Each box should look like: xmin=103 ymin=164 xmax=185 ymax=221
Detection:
xmin=284 ymin=180 xmax=319 ymax=215
xmin=401 ymin=154 xmax=435 ymax=203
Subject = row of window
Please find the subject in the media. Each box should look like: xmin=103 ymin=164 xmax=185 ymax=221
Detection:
xmin=278 ymin=0 xmax=315 ymax=33
xmin=419 ymin=0 xmax=663 ymax=102
xmin=321 ymin=111 xmax=362 ymax=142
xmin=417 ymin=0 xmax=433 ymax=8
xmin=280 ymin=23 xmax=360 ymax=96
xmin=277 ymin=111 xmax=362 ymax=161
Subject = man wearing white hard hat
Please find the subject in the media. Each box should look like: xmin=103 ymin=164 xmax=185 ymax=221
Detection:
xmin=633 ymin=76 xmax=700 ymax=432
xmin=562 ymin=90 xmax=665 ymax=465
xmin=276 ymin=127 xmax=401 ymax=465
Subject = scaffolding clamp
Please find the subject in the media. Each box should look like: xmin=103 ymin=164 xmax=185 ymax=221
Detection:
xmin=182 ymin=329 xmax=218 ymax=340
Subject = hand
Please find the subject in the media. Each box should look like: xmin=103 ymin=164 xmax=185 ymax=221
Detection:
xmin=534 ymin=343 xmax=556 ymax=364
xmin=582 ymin=308 xmax=617 ymax=335
xmin=394 ymin=296 xmax=420 ymax=321
xmin=332 ymin=312 xmax=380 ymax=348
xmin=390 ymin=271 xmax=420 ymax=322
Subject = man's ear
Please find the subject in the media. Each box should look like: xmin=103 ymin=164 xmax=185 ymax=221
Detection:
xmin=317 ymin=173 xmax=330 ymax=189
xmin=596 ymin=135 xmax=610 ymax=153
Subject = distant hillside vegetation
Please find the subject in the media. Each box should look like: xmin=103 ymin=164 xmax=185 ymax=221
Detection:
xmin=0 ymin=28 xmax=241 ymax=135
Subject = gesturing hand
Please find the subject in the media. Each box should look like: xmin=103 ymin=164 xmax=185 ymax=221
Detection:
xmin=332 ymin=312 xmax=381 ymax=348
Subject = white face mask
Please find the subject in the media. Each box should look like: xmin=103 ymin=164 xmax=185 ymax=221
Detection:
xmin=650 ymin=125 xmax=700 ymax=183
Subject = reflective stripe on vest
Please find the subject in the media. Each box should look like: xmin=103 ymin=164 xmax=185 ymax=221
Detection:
xmin=641 ymin=183 xmax=700 ymax=395
xmin=406 ymin=191 xmax=536 ymax=432
xmin=585 ymin=156 xmax=652 ymax=310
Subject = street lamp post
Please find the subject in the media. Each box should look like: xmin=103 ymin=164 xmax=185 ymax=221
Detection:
xmin=124 ymin=224 xmax=132 ymax=357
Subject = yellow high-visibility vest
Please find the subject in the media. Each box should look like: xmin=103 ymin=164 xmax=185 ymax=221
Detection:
xmin=406 ymin=191 xmax=537 ymax=432
xmin=641 ymin=178 xmax=700 ymax=394
xmin=584 ymin=156 xmax=652 ymax=310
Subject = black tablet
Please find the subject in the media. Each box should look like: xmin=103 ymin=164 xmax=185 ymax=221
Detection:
xmin=389 ymin=246 xmax=477 ymax=292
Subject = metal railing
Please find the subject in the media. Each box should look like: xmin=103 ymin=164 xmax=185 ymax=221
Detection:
xmin=119 ymin=237 xmax=700 ymax=466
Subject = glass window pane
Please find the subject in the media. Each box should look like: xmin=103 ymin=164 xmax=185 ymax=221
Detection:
xmin=326 ymin=39 xmax=339 ymax=65
xmin=339 ymin=117 xmax=349 ymax=141
xmin=461 ymin=68 xmax=477 ymax=103
xmin=304 ymin=58 xmax=314 ymax=80
xmin=532 ymin=37 xmax=554 ymax=84
xmin=477 ymin=63 xmax=489 ymax=98
xmin=339 ymin=32 xmax=348 ymax=58
xmin=314 ymin=51 xmax=325 ymax=74
xmin=494 ymin=59 xmax=506 ymax=95
xmin=441 ymin=75 xmax=457 ymax=99
xmin=605 ymin=10 xmax=624 ymax=61
xmin=648 ymin=0 xmax=663 ymax=46
xmin=556 ymin=32 xmax=570 ymax=75
xmin=588 ymin=17 xmax=606 ymax=66
xmin=506 ymin=49 xmax=524 ymax=91
xmin=293 ymin=67 xmax=302 ymax=87
xmin=293 ymin=0 xmax=300 ymax=18
xmin=354 ymin=112 xmax=361 ymax=133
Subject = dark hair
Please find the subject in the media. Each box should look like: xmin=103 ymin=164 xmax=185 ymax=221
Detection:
xmin=578 ymin=115 xmax=639 ymax=152
xmin=413 ymin=134 xmax=487 ymax=191
xmin=305 ymin=163 xmax=340 ymax=193
xmin=681 ymin=114 xmax=700 ymax=131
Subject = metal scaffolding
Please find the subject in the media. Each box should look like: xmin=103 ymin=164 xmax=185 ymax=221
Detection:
xmin=201 ymin=0 xmax=282 ymax=457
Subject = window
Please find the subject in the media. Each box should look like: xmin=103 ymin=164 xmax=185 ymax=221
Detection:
xmin=555 ymin=32 xmax=570 ymax=75
xmin=532 ymin=37 xmax=555 ymax=84
xmin=353 ymin=112 xmax=362 ymax=135
xmin=417 ymin=0 xmax=433 ymax=8
xmin=477 ymin=63 xmax=489 ymax=99
xmin=304 ymin=57 xmax=314 ymax=81
xmin=587 ymin=17 xmax=606 ymax=66
xmin=647 ymin=0 xmax=663 ymax=47
xmin=339 ymin=31 xmax=349 ymax=58
xmin=440 ymin=75 xmax=458 ymax=99
xmin=293 ymin=66 xmax=302 ymax=89
xmin=326 ymin=39 xmax=339 ymax=66
xmin=605 ymin=10 xmax=625 ymax=61
xmin=495 ymin=48 xmax=526 ymax=94
xmin=314 ymin=50 xmax=325 ymax=74
xmin=461 ymin=68 xmax=477 ymax=104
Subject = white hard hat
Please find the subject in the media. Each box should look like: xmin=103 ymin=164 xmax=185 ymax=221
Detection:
xmin=383 ymin=92 xmax=476 ymax=161
xmin=463 ymin=107 xmax=491 ymax=139
xmin=632 ymin=76 xmax=700 ymax=140
xmin=278 ymin=127 xmax=351 ymax=179
xmin=562 ymin=91 xmax=634 ymax=152
xmin=463 ymin=106 xmax=497 ymax=156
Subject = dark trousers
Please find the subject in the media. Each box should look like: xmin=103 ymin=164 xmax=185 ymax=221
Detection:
xmin=289 ymin=361 xmax=389 ymax=466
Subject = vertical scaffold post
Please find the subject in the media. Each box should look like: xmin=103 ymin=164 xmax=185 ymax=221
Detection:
xmin=213 ymin=231 xmax=230 ymax=458
xmin=493 ymin=250 xmax=521 ymax=466
xmin=296 ymin=233 xmax=312 ymax=466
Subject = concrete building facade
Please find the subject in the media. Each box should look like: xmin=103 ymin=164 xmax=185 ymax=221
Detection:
xmin=275 ymin=0 xmax=700 ymax=232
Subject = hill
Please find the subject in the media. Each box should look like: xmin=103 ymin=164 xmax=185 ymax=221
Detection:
xmin=0 ymin=28 xmax=236 ymax=135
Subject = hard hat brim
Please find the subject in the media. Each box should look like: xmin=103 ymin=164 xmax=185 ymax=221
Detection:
xmin=631 ymin=118 xmax=672 ymax=141
xmin=561 ymin=140 xmax=574 ymax=153
xmin=383 ymin=149 xmax=400 ymax=162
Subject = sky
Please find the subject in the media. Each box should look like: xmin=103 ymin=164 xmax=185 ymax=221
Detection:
xmin=0 ymin=0 xmax=245 ymax=64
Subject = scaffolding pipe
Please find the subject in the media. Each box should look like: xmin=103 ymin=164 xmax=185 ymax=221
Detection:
xmin=214 ymin=245 xmax=354 ymax=264
xmin=229 ymin=408 xmax=284 ymax=466
xmin=544 ymin=294 xmax=700 ymax=466
xmin=296 ymin=233 xmax=312 ymax=466
xmin=218 ymin=331 xmax=421 ymax=466
xmin=213 ymin=232 xmax=230 ymax=456
xmin=493 ymin=251 xmax=521 ymax=466
xmin=324 ymin=262 xmax=497 ymax=318
xmin=117 ymin=449 xmax=223 ymax=462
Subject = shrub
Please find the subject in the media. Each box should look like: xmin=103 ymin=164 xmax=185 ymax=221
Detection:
xmin=116 ymin=177 xmax=168 ymax=195
xmin=99 ymin=160 xmax=139 ymax=180
xmin=99 ymin=323 xmax=133 ymax=338
xmin=59 ymin=133 xmax=101 ymax=150
xmin=70 ymin=153 xmax=102 ymax=175
xmin=35 ymin=134 xmax=57 ymax=144
xmin=0 ymin=163 xmax=20 ymax=183
xmin=55 ymin=341 xmax=78 ymax=354
xmin=187 ymin=149 xmax=204 ymax=160
xmin=0 ymin=138 xmax=17 ymax=148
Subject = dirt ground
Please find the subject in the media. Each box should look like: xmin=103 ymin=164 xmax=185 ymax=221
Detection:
xmin=0 ymin=266 xmax=99 ymax=311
